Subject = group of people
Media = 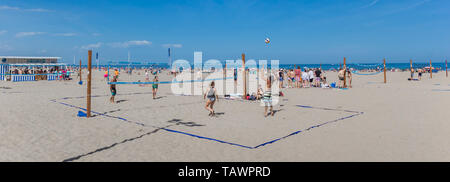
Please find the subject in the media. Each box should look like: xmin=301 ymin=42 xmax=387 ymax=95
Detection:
xmin=409 ymin=68 xmax=425 ymax=80
xmin=106 ymin=66 xmax=353 ymax=117
xmin=206 ymin=69 xmax=277 ymax=117
xmin=8 ymin=67 xmax=71 ymax=81
xmin=280 ymin=67 xmax=328 ymax=88
xmin=108 ymin=68 xmax=160 ymax=104
xmin=337 ymin=68 xmax=352 ymax=88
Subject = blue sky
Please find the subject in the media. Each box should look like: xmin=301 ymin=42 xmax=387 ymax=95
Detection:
xmin=0 ymin=0 xmax=448 ymax=64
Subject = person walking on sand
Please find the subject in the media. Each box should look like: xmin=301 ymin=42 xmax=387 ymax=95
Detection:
xmin=114 ymin=69 xmax=119 ymax=79
xmin=260 ymin=71 xmax=274 ymax=117
xmin=278 ymin=69 xmax=284 ymax=89
xmin=204 ymin=81 xmax=218 ymax=116
xmin=104 ymin=70 xmax=109 ymax=81
xmin=347 ymin=69 xmax=352 ymax=88
xmin=110 ymin=76 xmax=117 ymax=103
xmin=145 ymin=70 xmax=149 ymax=81
xmin=152 ymin=76 xmax=159 ymax=99
xmin=418 ymin=68 xmax=423 ymax=80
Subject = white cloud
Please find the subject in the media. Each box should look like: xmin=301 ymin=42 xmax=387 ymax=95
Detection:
xmin=361 ymin=0 xmax=379 ymax=8
xmin=54 ymin=33 xmax=77 ymax=37
xmin=109 ymin=40 xmax=152 ymax=48
xmin=384 ymin=0 xmax=432 ymax=15
xmin=0 ymin=44 xmax=12 ymax=51
xmin=0 ymin=5 xmax=51 ymax=12
xmin=163 ymin=44 xmax=183 ymax=48
xmin=27 ymin=8 xmax=51 ymax=12
xmin=15 ymin=32 xmax=45 ymax=38
xmin=0 ymin=30 xmax=7 ymax=35
xmin=0 ymin=5 xmax=20 ymax=10
xmin=81 ymin=42 xmax=103 ymax=49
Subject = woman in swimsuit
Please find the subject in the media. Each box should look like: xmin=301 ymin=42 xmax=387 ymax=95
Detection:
xmin=347 ymin=70 xmax=352 ymax=88
xmin=152 ymin=76 xmax=159 ymax=99
xmin=110 ymin=76 xmax=117 ymax=103
xmin=278 ymin=69 xmax=284 ymax=89
xmin=294 ymin=66 xmax=302 ymax=88
xmin=204 ymin=81 xmax=218 ymax=116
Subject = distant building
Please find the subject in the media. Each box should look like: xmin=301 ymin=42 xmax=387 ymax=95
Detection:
xmin=0 ymin=56 xmax=60 ymax=64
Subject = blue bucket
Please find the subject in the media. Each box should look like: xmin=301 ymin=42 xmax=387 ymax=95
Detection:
xmin=330 ymin=82 xmax=336 ymax=88
xmin=77 ymin=111 xmax=87 ymax=117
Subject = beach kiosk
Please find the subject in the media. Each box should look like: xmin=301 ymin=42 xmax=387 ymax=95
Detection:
xmin=0 ymin=56 xmax=67 ymax=82
xmin=1 ymin=63 xmax=69 ymax=82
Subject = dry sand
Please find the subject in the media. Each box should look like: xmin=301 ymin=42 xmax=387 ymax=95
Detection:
xmin=0 ymin=69 xmax=449 ymax=162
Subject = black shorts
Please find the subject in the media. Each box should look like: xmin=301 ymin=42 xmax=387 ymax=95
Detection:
xmin=309 ymin=78 xmax=313 ymax=82
xmin=339 ymin=77 xmax=344 ymax=81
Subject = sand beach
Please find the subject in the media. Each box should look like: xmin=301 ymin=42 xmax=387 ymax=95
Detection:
xmin=1 ymin=69 xmax=449 ymax=162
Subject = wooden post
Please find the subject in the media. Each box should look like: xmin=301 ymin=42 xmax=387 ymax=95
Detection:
xmin=87 ymin=50 xmax=92 ymax=118
xmin=383 ymin=58 xmax=386 ymax=83
xmin=242 ymin=53 xmax=246 ymax=99
xmin=79 ymin=60 xmax=82 ymax=83
xmin=446 ymin=60 xmax=448 ymax=77
xmin=430 ymin=59 xmax=432 ymax=79
xmin=343 ymin=57 xmax=347 ymax=88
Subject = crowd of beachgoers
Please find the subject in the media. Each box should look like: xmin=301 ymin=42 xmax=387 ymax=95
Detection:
xmin=99 ymin=63 xmax=444 ymax=117
xmin=7 ymin=67 xmax=61 ymax=75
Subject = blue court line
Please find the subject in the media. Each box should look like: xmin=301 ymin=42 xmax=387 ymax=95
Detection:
xmin=59 ymin=92 xmax=154 ymax=100
xmin=161 ymin=128 xmax=254 ymax=149
xmin=50 ymin=99 xmax=255 ymax=149
xmin=50 ymin=99 xmax=147 ymax=127
xmin=108 ymin=77 xmax=234 ymax=85
xmin=51 ymin=98 xmax=364 ymax=149
xmin=253 ymin=105 xmax=364 ymax=148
